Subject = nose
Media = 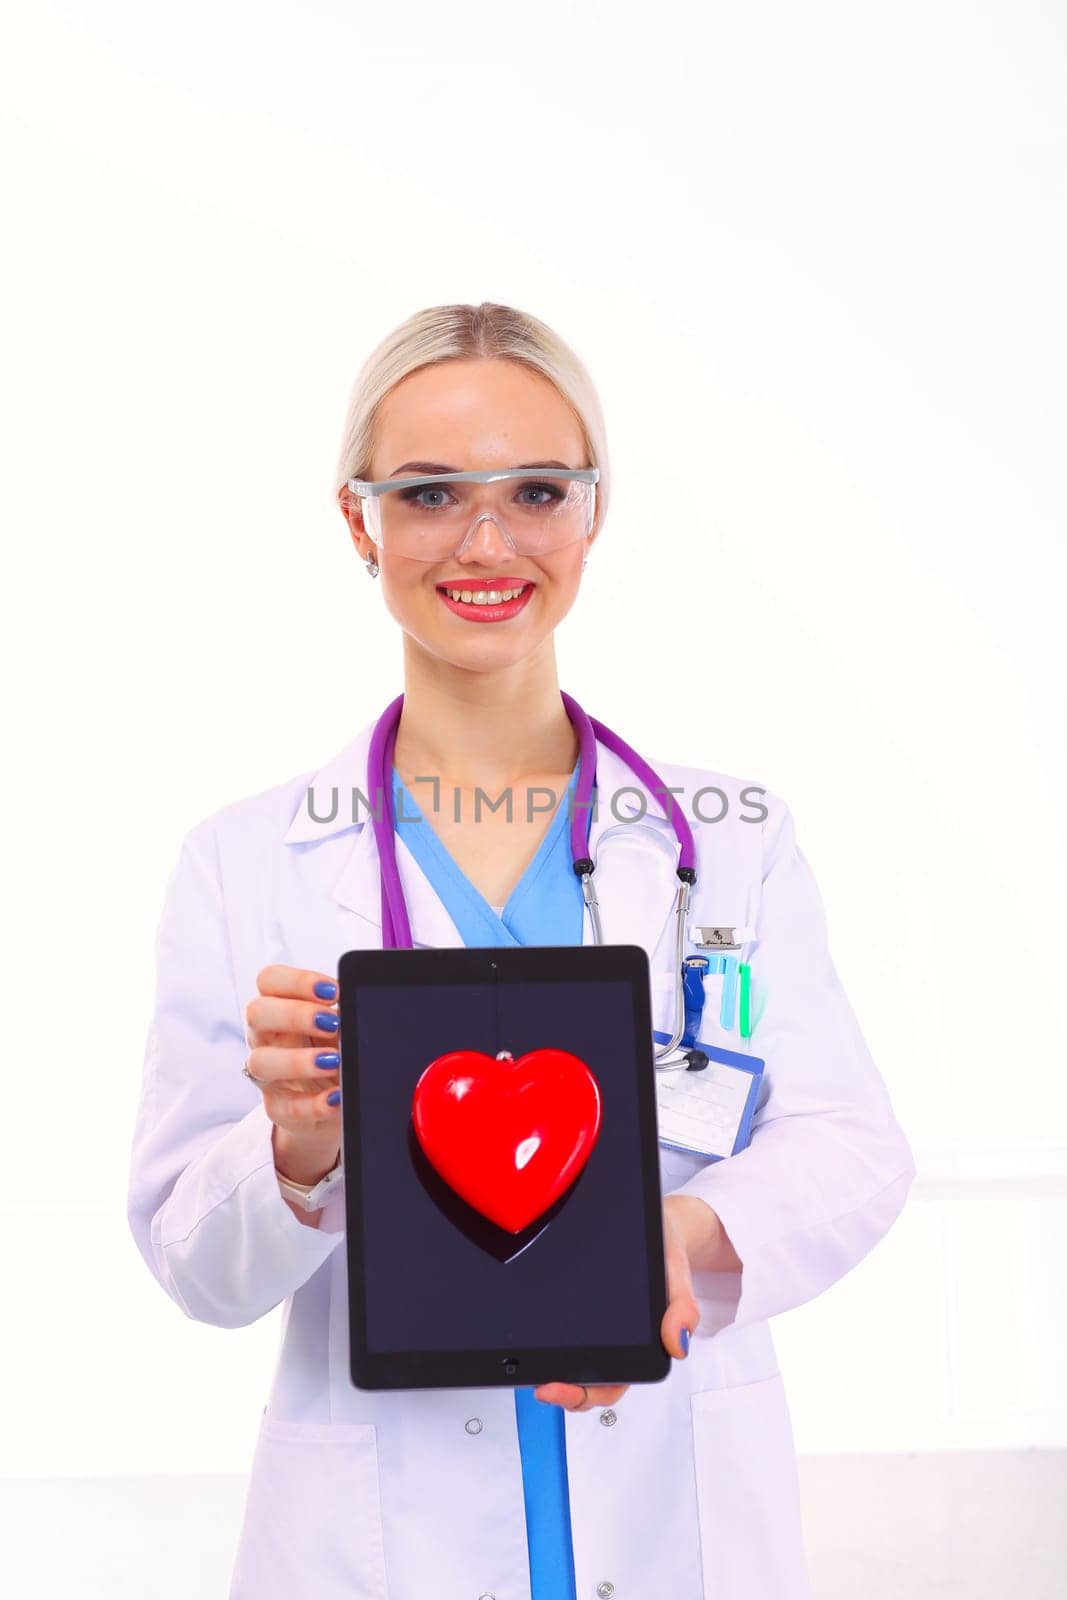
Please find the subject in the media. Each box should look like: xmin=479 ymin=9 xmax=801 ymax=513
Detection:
xmin=453 ymin=514 xmax=519 ymax=564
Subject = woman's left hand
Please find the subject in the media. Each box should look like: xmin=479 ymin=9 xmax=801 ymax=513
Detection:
xmin=533 ymin=1195 xmax=701 ymax=1413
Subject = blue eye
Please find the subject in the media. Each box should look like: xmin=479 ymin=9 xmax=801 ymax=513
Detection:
xmin=518 ymin=482 xmax=566 ymax=508
xmin=394 ymin=478 xmax=567 ymax=514
xmin=399 ymin=483 xmax=454 ymax=511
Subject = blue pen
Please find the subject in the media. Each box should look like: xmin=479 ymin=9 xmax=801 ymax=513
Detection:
xmin=681 ymin=956 xmax=711 ymax=1047
xmin=720 ymin=955 xmax=740 ymax=1031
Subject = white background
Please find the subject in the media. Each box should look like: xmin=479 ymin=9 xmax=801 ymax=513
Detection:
xmin=2 ymin=0 xmax=1065 ymax=1587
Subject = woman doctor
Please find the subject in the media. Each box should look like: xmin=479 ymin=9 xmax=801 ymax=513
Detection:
xmin=127 ymin=301 xmax=915 ymax=1600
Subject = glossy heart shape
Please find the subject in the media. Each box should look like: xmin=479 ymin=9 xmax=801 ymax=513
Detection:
xmin=411 ymin=1047 xmax=603 ymax=1234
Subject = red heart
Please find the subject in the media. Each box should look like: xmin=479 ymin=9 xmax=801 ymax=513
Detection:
xmin=411 ymin=1047 xmax=603 ymax=1234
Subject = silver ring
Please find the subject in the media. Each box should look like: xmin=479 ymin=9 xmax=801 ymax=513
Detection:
xmin=242 ymin=1062 xmax=264 ymax=1085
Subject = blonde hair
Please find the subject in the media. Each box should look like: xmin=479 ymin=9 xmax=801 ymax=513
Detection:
xmin=333 ymin=302 xmax=610 ymax=535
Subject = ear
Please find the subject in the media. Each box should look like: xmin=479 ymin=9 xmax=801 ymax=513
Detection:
xmin=338 ymin=487 xmax=377 ymax=564
xmin=587 ymin=491 xmax=606 ymax=551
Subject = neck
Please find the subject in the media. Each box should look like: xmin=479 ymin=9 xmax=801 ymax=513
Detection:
xmin=393 ymin=636 xmax=579 ymax=790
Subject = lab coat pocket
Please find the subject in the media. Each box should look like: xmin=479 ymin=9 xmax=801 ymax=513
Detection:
xmin=689 ymin=1374 xmax=810 ymax=1600
xmin=229 ymin=1417 xmax=390 ymax=1600
xmin=652 ymin=963 xmax=746 ymax=1054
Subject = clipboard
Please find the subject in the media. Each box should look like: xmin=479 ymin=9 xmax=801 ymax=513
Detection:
xmin=652 ymin=1029 xmax=764 ymax=1161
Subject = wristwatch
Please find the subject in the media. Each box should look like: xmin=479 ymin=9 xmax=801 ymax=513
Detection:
xmin=275 ymin=1152 xmax=344 ymax=1212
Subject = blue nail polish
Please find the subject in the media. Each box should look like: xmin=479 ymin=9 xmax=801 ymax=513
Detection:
xmin=314 ymin=1012 xmax=339 ymax=1032
xmin=314 ymin=980 xmax=338 ymax=1001
xmin=326 ymin=1089 xmax=341 ymax=1106
xmin=314 ymin=1051 xmax=340 ymax=1069
xmin=680 ymin=1326 xmax=690 ymax=1357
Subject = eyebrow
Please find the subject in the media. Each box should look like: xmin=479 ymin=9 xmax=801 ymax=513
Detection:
xmin=387 ymin=458 xmax=576 ymax=477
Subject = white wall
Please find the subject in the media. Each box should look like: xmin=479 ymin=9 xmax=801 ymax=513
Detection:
xmin=2 ymin=0 xmax=1064 ymax=1498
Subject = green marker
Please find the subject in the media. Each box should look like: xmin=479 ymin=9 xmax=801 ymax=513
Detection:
xmin=738 ymin=962 xmax=751 ymax=1038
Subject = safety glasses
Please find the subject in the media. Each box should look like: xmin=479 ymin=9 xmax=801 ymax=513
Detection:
xmin=346 ymin=466 xmax=600 ymax=562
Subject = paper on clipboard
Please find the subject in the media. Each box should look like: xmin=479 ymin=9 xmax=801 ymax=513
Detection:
xmin=653 ymin=1037 xmax=763 ymax=1160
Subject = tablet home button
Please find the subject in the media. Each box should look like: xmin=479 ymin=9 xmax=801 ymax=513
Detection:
xmin=464 ymin=1417 xmax=483 ymax=1435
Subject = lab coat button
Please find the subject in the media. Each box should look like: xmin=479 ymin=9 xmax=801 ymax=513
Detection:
xmin=464 ymin=1417 xmax=483 ymax=1434
xmin=599 ymin=1408 xmax=617 ymax=1426
xmin=596 ymin=1584 xmax=615 ymax=1598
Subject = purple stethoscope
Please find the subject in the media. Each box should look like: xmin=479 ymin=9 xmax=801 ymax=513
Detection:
xmin=367 ymin=691 xmax=701 ymax=1066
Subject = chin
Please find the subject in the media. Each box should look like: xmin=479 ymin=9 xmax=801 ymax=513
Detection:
xmin=413 ymin=617 xmax=550 ymax=674
xmin=438 ymin=634 xmax=542 ymax=673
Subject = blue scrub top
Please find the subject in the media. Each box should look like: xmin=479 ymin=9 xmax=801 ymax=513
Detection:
xmin=392 ymin=761 xmax=585 ymax=1600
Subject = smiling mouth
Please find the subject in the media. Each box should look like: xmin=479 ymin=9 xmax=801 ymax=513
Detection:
xmin=435 ymin=580 xmax=533 ymax=605
xmin=434 ymin=579 xmax=536 ymax=622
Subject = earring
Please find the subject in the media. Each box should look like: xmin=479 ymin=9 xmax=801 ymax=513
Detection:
xmin=364 ymin=552 xmax=379 ymax=578
xmin=581 ymin=553 xmax=589 ymax=571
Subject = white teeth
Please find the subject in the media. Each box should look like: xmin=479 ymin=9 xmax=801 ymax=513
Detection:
xmin=446 ymin=584 xmax=527 ymax=604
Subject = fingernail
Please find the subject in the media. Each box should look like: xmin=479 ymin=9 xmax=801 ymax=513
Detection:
xmin=314 ymin=1051 xmax=340 ymax=1069
xmin=327 ymin=1089 xmax=341 ymax=1106
xmin=314 ymin=1012 xmax=339 ymax=1032
xmin=680 ymin=1326 xmax=691 ymax=1357
xmin=314 ymin=980 xmax=338 ymax=1001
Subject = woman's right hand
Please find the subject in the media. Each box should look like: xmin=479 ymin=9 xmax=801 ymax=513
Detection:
xmin=244 ymin=964 xmax=343 ymax=1181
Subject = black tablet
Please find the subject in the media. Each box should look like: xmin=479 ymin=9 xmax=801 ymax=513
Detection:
xmin=337 ymin=944 xmax=671 ymax=1392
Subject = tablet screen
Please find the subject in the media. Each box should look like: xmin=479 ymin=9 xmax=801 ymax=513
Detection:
xmin=339 ymin=946 xmax=669 ymax=1390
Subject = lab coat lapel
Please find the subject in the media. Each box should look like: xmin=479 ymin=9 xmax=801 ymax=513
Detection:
xmin=330 ymin=810 xmax=466 ymax=950
xmin=583 ymin=737 xmax=681 ymax=965
xmin=282 ymin=717 xmax=464 ymax=950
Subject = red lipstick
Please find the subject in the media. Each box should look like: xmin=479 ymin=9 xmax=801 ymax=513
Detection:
xmin=435 ymin=578 xmax=535 ymax=624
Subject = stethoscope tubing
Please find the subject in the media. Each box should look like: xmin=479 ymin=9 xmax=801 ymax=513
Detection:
xmin=367 ymin=691 xmax=696 ymax=1064
xmin=367 ymin=692 xmax=410 ymax=948
xmin=560 ymin=689 xmax=695 ymax=873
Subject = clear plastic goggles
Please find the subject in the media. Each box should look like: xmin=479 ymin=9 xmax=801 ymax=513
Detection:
xmin=346 ymin=466 xmax=600 ymax=562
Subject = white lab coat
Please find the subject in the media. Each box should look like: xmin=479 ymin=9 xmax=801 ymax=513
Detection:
xmin=127 ymin=716 xmax=915 ymax=1600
